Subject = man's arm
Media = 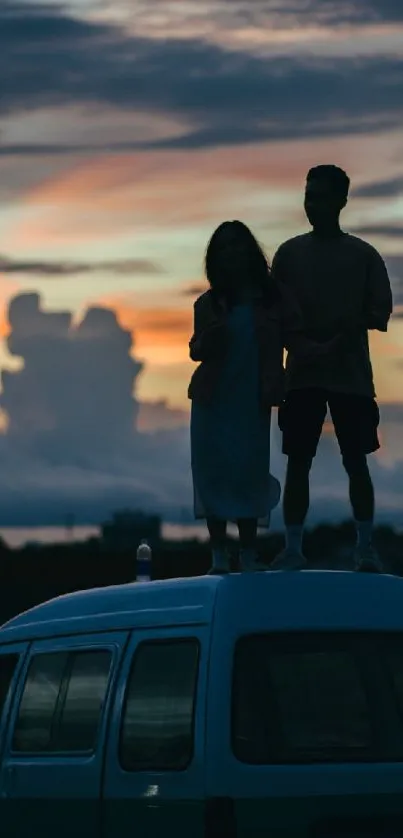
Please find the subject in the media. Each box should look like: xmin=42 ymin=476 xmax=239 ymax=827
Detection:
xmin=271 ymin=245 xmax=286 ymax=284
xmin=365 ymin=249 xmax=393 ymax=332
xmin=279 ymin=283 xmax=344 ymax=359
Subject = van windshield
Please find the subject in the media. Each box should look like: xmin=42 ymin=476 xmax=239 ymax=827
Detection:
xmin=232 ymin=632 xmax=403 ymax=765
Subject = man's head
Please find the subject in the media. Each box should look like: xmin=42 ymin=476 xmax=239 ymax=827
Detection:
xmin=304 ymin=165 xmax=350 ymax=231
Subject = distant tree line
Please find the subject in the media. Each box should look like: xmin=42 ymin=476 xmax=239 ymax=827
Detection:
xmin=0 ymin=521 xmax=402 ymax=625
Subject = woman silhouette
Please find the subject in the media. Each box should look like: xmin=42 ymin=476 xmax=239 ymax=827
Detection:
xmin=189 ymin=221 xmax=341 ymax=574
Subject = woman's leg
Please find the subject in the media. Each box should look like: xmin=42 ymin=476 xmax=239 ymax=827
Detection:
xmin=207 ymin=517 xmax=227 ymax=548
xmin=238 ymin=518 xmax=267 ymax=571
xmin=237 ymin=518 xmax=258 ymax=550
xmin=206 ymin=517 xmax=229 ymax=574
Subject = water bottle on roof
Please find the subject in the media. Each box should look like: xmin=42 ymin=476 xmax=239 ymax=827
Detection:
xmin=136 ymin=538 xmax=152 ymax=582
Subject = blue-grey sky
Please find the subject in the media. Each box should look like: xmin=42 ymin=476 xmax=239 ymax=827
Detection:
xmin=0 ymin=0 xmax=402 ymax=523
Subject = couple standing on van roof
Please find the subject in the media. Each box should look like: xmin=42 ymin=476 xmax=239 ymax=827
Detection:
xmin=188 ymin=165 xmax=393 ymax=576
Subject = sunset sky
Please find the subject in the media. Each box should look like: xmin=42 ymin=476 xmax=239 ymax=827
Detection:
xmin=0 ymin=0 xmax=403 ymax=525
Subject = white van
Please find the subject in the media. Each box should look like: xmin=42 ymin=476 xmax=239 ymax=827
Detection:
xmin=1 ymin=571 xmax=403 ymax=838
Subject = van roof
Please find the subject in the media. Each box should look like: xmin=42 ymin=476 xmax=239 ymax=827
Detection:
xmin=0 ymin=575 xmax=221 ymax=642
xmin=1 ymin=571 xmax=403 ymax=645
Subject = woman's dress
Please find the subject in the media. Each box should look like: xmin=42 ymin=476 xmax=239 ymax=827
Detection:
xmin=191 ymin=302 xmax=280 ymax=524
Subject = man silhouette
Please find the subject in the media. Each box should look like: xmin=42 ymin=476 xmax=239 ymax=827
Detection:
xmin=271 ymin=165 xmax=393 ymax=572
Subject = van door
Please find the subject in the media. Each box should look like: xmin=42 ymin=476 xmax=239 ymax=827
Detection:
xmin=0 ymin=644 xmax=27 ymax=758
xmin=102 ymin=626 xmax=208 ymax=838
xmin=0 ymin=631 xmax=129 ymax=838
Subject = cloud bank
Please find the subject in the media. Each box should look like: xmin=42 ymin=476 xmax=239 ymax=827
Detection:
xmin=1 ymin=2 xmax=403 ymax=153
xmin=0 ymin=291 xmax=400 ymax=527
xmin=0 ymin=256 xmax=163 ymax=277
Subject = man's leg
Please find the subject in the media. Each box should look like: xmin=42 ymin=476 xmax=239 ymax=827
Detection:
xmin=282 ymin=455 xmax=313 ymax=554
xmin=283 ymin=455 xmax=313 ymax=526
xmin=342 ymin=452 xmax=381 ymax=571
xmin=272 ymin=389 xmax=326 ymax=570
xmin=330 ymin=394 xmax=381 ymax=572
xmin=343 ymin=453 xmax=374 ymax=522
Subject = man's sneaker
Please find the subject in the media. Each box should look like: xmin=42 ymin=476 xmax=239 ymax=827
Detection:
xmin=240 ymin=548 xmax=269 ymax=572
xmin=354 ymin=544 xmax=383 ymax=573
xmin=270 ymin=548 xmax=308 ymax=571
xmin=207 ymin=548 xmax=230 ymax=575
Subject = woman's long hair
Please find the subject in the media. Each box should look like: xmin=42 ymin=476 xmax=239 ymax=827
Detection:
xmin=205 ymin=220 xmax=278 ymax=305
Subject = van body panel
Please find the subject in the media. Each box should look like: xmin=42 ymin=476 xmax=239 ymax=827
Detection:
xmin=0 ymin=577 xmax=219 ymax=643
xmin=213 ymin=571 xmax=403 ymax=634
xmin=206 ymin=574 xmax=403 ymax=837
xmin=0 ymin=631 xmax=129 ymax=838
xmin=3 ymin=571 xmax=403 ymax=642
xmin=1 ymin=573 xmax=403 ymax=837
xmin=208 ymin=765 xmax=403 ymax=837
xmin=102 ymin=625 xmax=211 ymax=838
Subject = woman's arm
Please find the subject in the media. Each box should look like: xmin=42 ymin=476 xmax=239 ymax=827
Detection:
xmin=189 ymin=295 xmax=228 ymax=362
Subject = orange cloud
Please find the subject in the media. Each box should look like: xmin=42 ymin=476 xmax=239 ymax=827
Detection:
xmin=0 ymin=275 xmax=19 ymax=339
xmin=100 ymin=294 xmax=193 ymax=366
xmin=369 ymin=321 xmax=403 ymax=404
xmin=94 ymin=289 xmax=403 ymax=410
xmin=90 ymin=292 xmax=196 ymax=407
xmin=0 ymin=312 xmax=9 ymax=340
xmin=9 ymin=129 xmax=401 ymax=252
xmin=138 ymin=360 xmax=193 ymax=409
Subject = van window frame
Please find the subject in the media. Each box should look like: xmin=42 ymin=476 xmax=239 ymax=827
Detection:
xmin=0 ymin=653 xmax=23 ymax=720
xmin=118 ymin=636 xmax=200 ymax=773
xmin=377 ymin=637 xmax=403 ymax=724
xmin=51 ymin=649 xmax=114 ymax=754
xmin=10 ymin=645 xmax=115 ymax=757
xmin=231 ymin=631 xmax=398 ymax=766
xmin=0 ymin=643 xmax=29 ymax=759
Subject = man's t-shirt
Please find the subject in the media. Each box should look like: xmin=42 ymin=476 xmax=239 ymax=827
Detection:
xmin=272 ymin=232 xmax=393 ymax=397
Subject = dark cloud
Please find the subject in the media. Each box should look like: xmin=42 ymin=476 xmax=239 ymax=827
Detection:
xmin=109 ymin=0 xmax=403 ymax=29
xmin=353 ymin=176 xmax=403 ymax=199
xmin=2 ymin=292 xmax=143 ymax=451
xmin=0 ymin=255 xmax=163 ymax=276
xmin=181 ymin=283 xmax=207 ymax=297
xmin=267 ymin=0 xmax=403 ymax=26
xmin=1 ymin=3 xmax=403 ymax=152
xmin=385 ymin=255 xmax=403 ymax=305
xmin=270 ymin=0 xmax=403 ymax=25
xmin=349 ymin=224 xmax=403 ymax=238
xmin=0 ymin=290 xmax=192 ymax=523
xmin=385 ymin=256 xmax=403 ymax=276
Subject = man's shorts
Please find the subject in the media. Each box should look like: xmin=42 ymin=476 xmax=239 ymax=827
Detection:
xmin=278 ymin=388 xmax=380 ymax=459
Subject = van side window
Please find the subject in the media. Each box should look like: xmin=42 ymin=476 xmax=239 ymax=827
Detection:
xmin=56 ymin=651 xmax=112 ymax=751
xmin=13 ymin=652 xmax=67 ymax=752
xmin=0 ymin=655 xmax=20 ymax=719
xmin=233 ymin=633 xmax=373 ymax=764
xmin=13 ymin=650 xmax=112 ymax=754
xmin=120 ymin=640 xmax=199 ymax=772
